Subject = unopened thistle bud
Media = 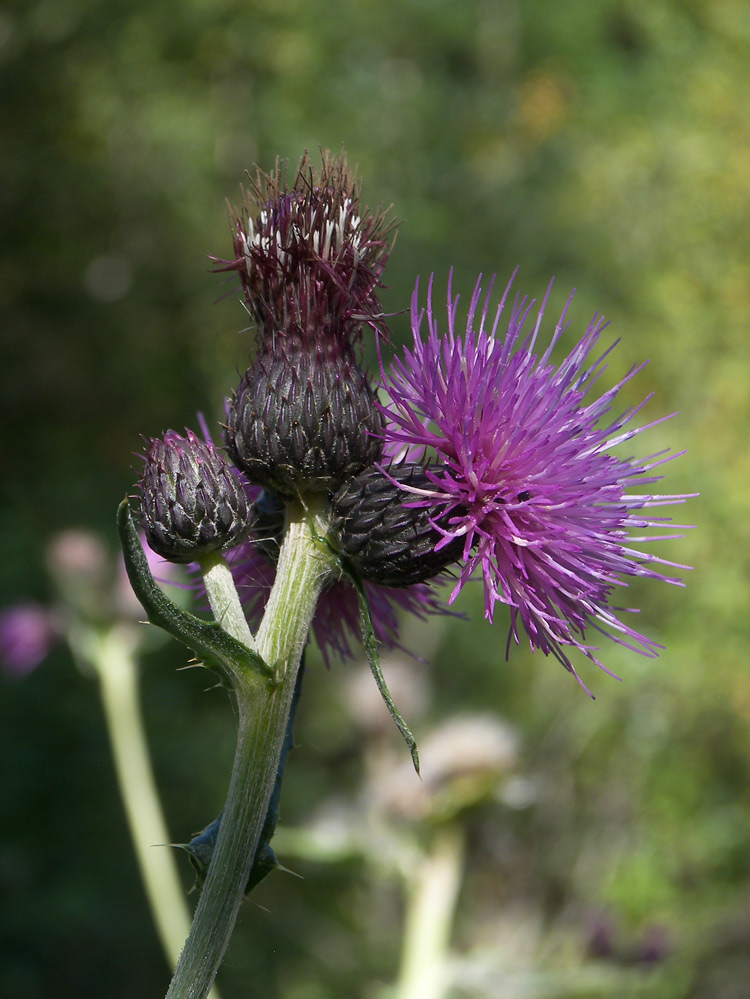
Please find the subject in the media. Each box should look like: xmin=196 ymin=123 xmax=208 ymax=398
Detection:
xmin=330 ymin=464 xmax=464 ymax=587
xmin=138 ymin=429 xmax=250 ymax=563
xmin=225 ymin=340 xmax=384 ymax=496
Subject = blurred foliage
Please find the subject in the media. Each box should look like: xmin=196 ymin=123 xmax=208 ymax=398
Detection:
xmin=2 ymin=0 xmax=749 ymax=996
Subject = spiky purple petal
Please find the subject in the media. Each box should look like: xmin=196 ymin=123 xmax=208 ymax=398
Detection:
xmin=380 ymin=271 xmax=693 ymax=688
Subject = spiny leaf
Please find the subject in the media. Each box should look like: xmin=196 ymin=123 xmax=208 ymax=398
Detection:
xmin=117 ymin=497 xmax=273 ymax=683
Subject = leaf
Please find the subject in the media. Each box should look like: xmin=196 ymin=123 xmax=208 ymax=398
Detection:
xmin=117 ymin=497 xmax=273 ymax=683
xmin=352 ymin=574 xmax=420 ymax=775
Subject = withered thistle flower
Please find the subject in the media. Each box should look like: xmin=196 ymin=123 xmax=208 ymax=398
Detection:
xmin=214 ymin=150 xmax=395 ymax=343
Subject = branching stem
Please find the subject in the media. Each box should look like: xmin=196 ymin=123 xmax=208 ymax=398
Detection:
xmin=165 ymin=496 xmax=335 ymax=999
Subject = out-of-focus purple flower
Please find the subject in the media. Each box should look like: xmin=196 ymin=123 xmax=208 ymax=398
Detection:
xmin=586 ymin=913 xmax=617 ymax=959
xmin=630 ymin=923 xmax=671 ymax=965
xmin=585 ymin=913 xmax=671 ymax=965
xmin=0 ymin=603 xmax=57 ymax=677
xmin=379 ymin=271 xmax=692 ymax=690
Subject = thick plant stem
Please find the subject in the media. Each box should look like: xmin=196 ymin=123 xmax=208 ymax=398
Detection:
xmin=166 ymin=497 xmax=334 ymax=999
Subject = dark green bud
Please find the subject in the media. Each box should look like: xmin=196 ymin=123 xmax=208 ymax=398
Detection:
xmin=330 ymin=463 xmax=464 ymax=587
xmin=138 ymin=429 xmax=250 ymax=563
xmin=224 ymin=339 xmax=384 ymax=496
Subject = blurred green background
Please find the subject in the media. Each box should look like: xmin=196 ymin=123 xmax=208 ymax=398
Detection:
xmin=1 ymin=0 xmax=747 ymax=996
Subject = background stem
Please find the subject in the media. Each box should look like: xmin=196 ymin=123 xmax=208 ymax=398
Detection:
xmin=86 ymin=625 xmax=221 ymax=998
xmin=395 ymin=824 xmax=465 ymax=999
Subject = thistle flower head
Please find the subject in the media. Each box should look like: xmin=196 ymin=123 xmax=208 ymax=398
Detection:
xmin=138 ymin=429 xmax=251 ymax=563
xmin=225 ymin=336 xmax=384 ymax=496
xmin=330 ymin=463 xmax=464 ymax=587
xmin=380 ymin=272 xmax=692 ymax=689
xmin=214 ymin=149 xmax=395 ymax=345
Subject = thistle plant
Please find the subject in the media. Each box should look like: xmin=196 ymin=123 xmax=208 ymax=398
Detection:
xmin=119 ymin=149 xmax=691 ymax=998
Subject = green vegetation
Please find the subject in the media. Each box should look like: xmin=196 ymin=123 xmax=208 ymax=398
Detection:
xmin=1 ymin=1 xmax=748 ymax=996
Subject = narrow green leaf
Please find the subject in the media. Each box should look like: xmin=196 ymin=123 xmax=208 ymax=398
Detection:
xmin=352 ymin=574 xmax=420 ymax=775
xmin=117 ymin=497 xmax=273 ymax=683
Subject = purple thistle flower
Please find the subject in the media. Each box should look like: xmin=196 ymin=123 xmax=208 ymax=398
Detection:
xmin=379 ymin=271 xmax=692 ymax=691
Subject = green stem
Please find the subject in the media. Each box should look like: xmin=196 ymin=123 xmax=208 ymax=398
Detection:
xmin=165 ymin=496 xmax=334 ymax=999
xmin=395 ymin=824 xmax=465 ymax=999
xmin=198 ymin=553 xmax=257 ymax=652
xmin=82 ymin=624 xmax=221 ymax=997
